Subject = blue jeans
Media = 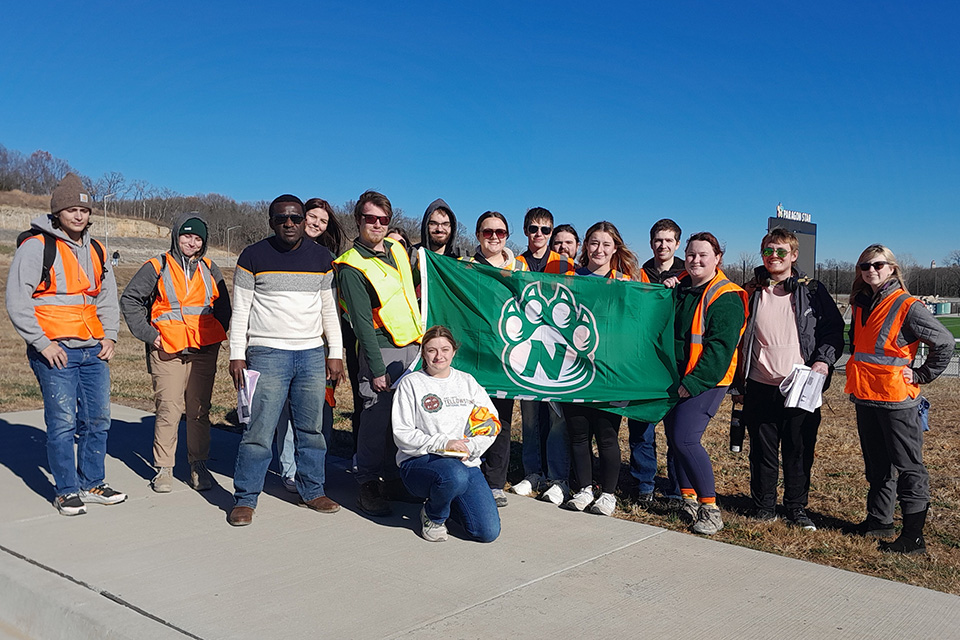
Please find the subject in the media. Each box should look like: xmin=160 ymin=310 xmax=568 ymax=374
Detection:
xmin=234 ymin=346 xmax=327 ymax=508
xmin=400 ymin=455 xmax=501 ymax=543
xmin=628 ymin=419 xmax=680 ymax=498
xmin=28 ymin=345 xmax=111 ymax=496
xmin=520 ymin=400 xmax=569 ymax=483
xmin=276 ymin=389 xmax=334 ymax=479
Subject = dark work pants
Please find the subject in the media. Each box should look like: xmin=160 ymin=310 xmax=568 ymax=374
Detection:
xmin=566 ymin=404 xmax=621 ymax=494
xmin=742 ymin=379 xmax=821 ymax=511
xmin=856 ymin=402 xmax=930 ymax=521
xmin=481 ymin=398 xmax=515 ymax=490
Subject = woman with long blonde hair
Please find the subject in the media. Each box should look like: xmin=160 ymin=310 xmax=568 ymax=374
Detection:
xmin=845 ymin=244 xmax=953 ymax=554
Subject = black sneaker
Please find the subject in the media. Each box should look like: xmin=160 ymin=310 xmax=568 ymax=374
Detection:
xmin=786 ymin=507 xmax=816 ymax=531
xmin=879 ymin=534 xmax=926 ymax=556
xmin=80 ymin=483 xmax=127 ymax=505
xmin=54 ymin=493 xmax=87 ymax=516
xmin=754 ymin=508 xmax=778 ymax=522
xmin=636 ymin=492 xmax=655 ymax=509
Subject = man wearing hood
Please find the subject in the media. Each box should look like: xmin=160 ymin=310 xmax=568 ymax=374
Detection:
xmin=414 ymin=198 xmax=460 ymax=258
xmin=6 ymin=173 xmax=126 ymax=516
xmin=121 ymin=213 xmax=232 ymax=494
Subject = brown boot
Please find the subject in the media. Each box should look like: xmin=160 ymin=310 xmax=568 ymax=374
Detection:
xmin=300 ymin=495 xmax=341 ymax=514
xmin=228 ymin=506 xmax=255 ymax=526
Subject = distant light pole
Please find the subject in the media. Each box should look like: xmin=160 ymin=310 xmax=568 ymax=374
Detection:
xmin=102 ymin=193 xmax=116 ymax=257
xmin=226 ymin=225 xmax=241 ymax=254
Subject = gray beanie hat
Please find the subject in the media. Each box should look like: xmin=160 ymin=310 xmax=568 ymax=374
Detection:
xmin=50 ymin=173 xmax=93 ymax=214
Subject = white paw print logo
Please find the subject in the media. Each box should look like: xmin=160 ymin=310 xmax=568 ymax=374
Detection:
xmin=498 ymin=282 xmax=598 ymax=394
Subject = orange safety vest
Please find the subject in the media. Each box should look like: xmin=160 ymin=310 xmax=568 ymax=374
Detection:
xmin=31 ymin=236 xmax=106 ymax=341
xmin=516 ymin=250 xmax=576 ymax=275
xmin=684 ymin=269 xmax=748 ymax=387
xmin=149 ymin=253 xmax=227 ymax=352
xmin=335 ymin=239 xmax=423 ymax=347
xmin=844 ymin=289 xmax=920 ymax=403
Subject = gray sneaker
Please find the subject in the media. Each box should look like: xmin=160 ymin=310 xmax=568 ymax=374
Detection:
xmin=692 ymin=504 xmax=724 ymax=535
xmin=54 ymin=493 xmax=86 ymax=516
xmin=188 ymin=461 xmax=213 ymax=491
xmin=420 ymin=507 xmax=448 ymax=542
xmin=152 ymin=467 xmax=173 ymax=493
xmin=492 ymin=488 xmax=508 ymax=508
xmin=80 ymin=483 xmax=127 ymax=506
xmin=681 ymin=497 xmax=699 ymax=523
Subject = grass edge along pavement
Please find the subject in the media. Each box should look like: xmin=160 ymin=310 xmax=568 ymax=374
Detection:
xmin=1 ymin=255 xmax=960 ymax=595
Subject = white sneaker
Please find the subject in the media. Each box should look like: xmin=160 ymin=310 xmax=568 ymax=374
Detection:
xmin=562 ymin=486 xmax=595 ymax=512
xmin=509 ymin=473 xmax=544 ymax=497
xmin=538 ymin=481 xmax=568 ymax=505
xmin=420 ymin=507 xmax=448 ymax=542
xmin=282 ymin=476 xmax=298 ymax=493
xmin=589 ymin=492 xmax=617 ymax=516
xmin=79 ymin=483 xmax=127 ymax=505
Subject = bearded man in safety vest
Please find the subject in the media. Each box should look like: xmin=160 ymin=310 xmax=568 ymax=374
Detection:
xmin=335 ymin=190 xmax=423 ymax=517
xmin=5 ymin=173 xmax=127 ymax=516
xmin=121 ymin=213 xmax=232 ymax=494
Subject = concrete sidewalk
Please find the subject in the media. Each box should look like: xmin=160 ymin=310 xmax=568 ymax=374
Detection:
xmin=1 ymin=405 xmax=958 ymax=640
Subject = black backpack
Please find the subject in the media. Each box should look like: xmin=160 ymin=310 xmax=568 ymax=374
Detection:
xmin=16 ymin=229 xmax=107 ymax=289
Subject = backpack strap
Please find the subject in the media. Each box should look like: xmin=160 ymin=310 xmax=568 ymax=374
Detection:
xmin=41 ymin=232 xmax=58 ymax=289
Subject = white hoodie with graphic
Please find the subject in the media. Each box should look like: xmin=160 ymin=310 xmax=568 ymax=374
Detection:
xmin=392 ymin=368 xmax=498 ymax=468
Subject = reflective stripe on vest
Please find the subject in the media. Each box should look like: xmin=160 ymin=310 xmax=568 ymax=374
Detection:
xmin=334 ymin=239 xmax=423 ymax=346
xmin=31 ymin=236 xmax=105 ymax=341
xmin=844 ymin=290 xmax=920 ymax=402
xmin=684 ymin=269 xmax=748 ymax=387
xmin=149 ymin=253 xmax=226 ymax=352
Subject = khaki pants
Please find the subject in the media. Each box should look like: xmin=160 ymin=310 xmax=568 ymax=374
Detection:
xmin=148 ymin=345 xmax=220 ymax=467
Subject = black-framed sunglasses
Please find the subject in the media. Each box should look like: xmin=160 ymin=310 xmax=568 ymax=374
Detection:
xmin=361 ymin=214 xmax=391 ymax=226
xmin=480 ymin=228 xmax=508 ymax=239
xmin=761 ymin=248 xmax=790 ymax=258
xmin=859 ymin=261 xmax=890 ymax=271
xmin=527 ymin=224 xmax=552 ymax=236
xmin=271 ymin=214 xmax=304 ymax=225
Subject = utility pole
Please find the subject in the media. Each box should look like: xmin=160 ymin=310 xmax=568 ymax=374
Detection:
xmin=102 ymin=193 xmax=116 ymax=257
xmin=227 ymin=225 xmax=241 ymax=254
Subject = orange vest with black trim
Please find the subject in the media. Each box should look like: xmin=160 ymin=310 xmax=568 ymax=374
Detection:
xmin=149 ymin=253 xmax=227 ymax=353
xmin=844 ymin=289 xmax=921 ymax=403
xmin=30 ymin=236 xmax=106 ymax=341
xmin=516 ymin=250 xmax=576 ymax=275
xmin=335 ymin=239 xmax=423 ymax=346
xmin=684 ymin=269 xmax=748 ymax=387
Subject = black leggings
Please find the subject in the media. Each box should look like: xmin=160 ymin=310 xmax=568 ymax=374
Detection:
xmin=565 ymin=404 xmax=621 ymax=493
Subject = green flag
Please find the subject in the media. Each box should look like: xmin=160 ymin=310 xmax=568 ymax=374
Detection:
xmin=421 ymin=251 xmax=680 ymax=423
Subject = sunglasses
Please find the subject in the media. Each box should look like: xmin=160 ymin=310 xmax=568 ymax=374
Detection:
xmin=480 ymin=228 xmax=508 ymax=239
xmin=271 ymin=214 xmax=304 ymax=225
xmin=859 ymin=261 xmax=890 ymax=271
xmin=527 ymin=225 xmax=552 ymax=236
xmin=361 ymin=214 xmax=391 ymax=226
xmin=761 ymin=248 xmax=790 ymax=258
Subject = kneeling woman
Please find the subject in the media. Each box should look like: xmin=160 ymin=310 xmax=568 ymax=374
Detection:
xmin=392 ymin=326 xmax=502 ymax=542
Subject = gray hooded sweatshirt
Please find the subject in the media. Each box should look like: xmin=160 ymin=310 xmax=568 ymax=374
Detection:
xmin=120 ymin=212 xmax=231 ymax=349
xmin=6 ymin=214 xmax=120 ymax=352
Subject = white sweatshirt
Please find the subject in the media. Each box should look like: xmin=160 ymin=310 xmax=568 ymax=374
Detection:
xmin=392 ymin=368 xmax=499 ymax=467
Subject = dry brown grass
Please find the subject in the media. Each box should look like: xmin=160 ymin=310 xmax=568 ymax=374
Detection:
xmin=2 ymin=252 xmax=959 ymax=593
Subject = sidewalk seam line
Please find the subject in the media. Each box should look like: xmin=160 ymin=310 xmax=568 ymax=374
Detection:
xmin=0 ymin=542 xmax=205 ymax=640
xmin=385 ymin=527 xmax=666 ymax=639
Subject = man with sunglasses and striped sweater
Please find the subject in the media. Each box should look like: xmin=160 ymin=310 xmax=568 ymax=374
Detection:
xmin=227 ymin=195 xmax=344 ymax=526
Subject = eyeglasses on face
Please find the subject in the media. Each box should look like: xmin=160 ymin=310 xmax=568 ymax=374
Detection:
xmin=480 ymin=228 xmax=508 ymax=239
xmin=859 ymin=261 xmax=890 ymax=271
xmin=361 ymin=214 xmax=391 ymax=226
xmin=272 ymin=214 xmax=304 ymax=225
xmin=527 ymin=225 xmax=552 ymax=236
xmin=428 ymin=220 xmax=451 ymax=229
xmin=761 ymin=247 xmax=790 ymax=258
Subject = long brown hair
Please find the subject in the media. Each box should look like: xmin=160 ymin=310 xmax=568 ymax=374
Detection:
xmin=304 ymin=197 xmax=345 ymax=254
xmin=850 ymin=244 xmax=909 ymax=301
xmin=578 ymin=221 xmax=639 ymax=278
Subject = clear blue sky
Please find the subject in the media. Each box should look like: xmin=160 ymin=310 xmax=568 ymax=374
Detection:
xmin=2 ymin=2 xmax=957 ymax=265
